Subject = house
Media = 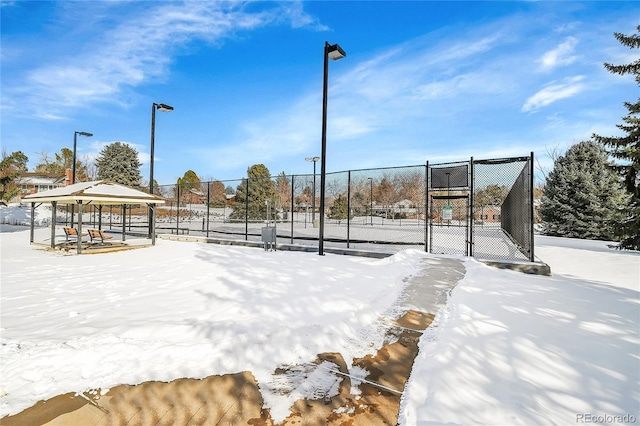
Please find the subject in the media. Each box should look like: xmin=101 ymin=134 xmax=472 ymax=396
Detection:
xmin=371 ymin=199 xmax=419 ymax=218
xmin=18 ymin=171 xmax=69 ymax=196
xmin=185 ymin=188 xmax=205 ymax=205
xmin=475 ymin=205 xmax=502 ymax=223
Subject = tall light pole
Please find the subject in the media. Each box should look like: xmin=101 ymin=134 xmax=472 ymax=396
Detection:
xmin=71 ymin=131 xmax=92 ymax=227
xmin=305 ymin=156 xmax=320 ymax=224
xmin=368 ymin=177 xmax=373 ymax=226
xmin=319 ymin=41 xmax=346 ymax=256
xmin=149 ymin=102 xmax=173 ymax=238
xmin=72 ymin=131 xmax=93 ymax=184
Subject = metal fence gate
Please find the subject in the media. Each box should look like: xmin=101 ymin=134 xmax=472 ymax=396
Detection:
xmin=429 ymin=195 xmax=470 ymax=255
xmin=427 ymin=161 xmax=471 ymax=256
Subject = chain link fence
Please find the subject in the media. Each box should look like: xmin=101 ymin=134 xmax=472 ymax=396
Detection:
xmin=105 ymin=155 xmax=535 ymax=262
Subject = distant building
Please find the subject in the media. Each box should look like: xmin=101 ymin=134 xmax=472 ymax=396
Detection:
xmin=474 ymin=205 xmax=502 ymax=223
xmin=18 ymin=170 xmax=69 ymax=196
xmin=372 ymin=199 xmax=419 ymax=218
xmin=184 ymin=188 xmax=205 ymax=205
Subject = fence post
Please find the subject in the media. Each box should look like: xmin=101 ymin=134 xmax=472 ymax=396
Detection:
xmin=469 ymin=157 xmax=474 ymax=257
xmin=176 ymin=184 xmax=180 ymax=235
xmin=245 ymin=178 xmax=249 ymax=241
xmin=206 ymin=181 xmax=210 ymax=238
xmin=424 ymin=161 xmax=429 ymax=253
xmin=290 ymin=175 xmax=295 ymax=244
xmin=347 ymin=170 xmax=351 ymax=248
xmin=529 ymin=152 xmax=535 ymax=262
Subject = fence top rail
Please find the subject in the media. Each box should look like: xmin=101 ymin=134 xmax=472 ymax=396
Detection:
xmin=428 ymin=160 xmax=471 ymax=169
xmin=157 ymin=156 xmax=531 ymax=187
xmin=331 ymin=164 xmax=426 ymax=174
xmin=474 ymin=156 xmax=530 ymax=165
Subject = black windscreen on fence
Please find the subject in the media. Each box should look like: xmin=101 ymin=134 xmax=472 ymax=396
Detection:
xmin=501 ymin=159 xmax=534 ymax=261
xmin=430 ymin=164 xmax=469 ymax=189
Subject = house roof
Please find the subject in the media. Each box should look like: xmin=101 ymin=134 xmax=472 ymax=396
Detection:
xmin=22 ymin=180 xmax=165 ymax=205
xmin=17 ymin=172 xmax=66 ymax=185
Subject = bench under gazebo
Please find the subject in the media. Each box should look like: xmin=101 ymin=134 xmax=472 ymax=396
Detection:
xmin=23 ymin=180 xmax=165 ymax=254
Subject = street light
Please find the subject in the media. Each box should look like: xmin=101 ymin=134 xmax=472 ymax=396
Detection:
xmin=305 ymin=156 xmax=320 ymax=224
xmin=149 ymin=102 xmax=173 ymax=238
xmin=72 ymin=131 xmax=92 ymax=184
xmin=319 ymin=41 xmax=346 ymax=256
xmin=368 ymin=177 xmax=373 ymax=226
xmin=70 ymin=131 xmax=92 ymax=228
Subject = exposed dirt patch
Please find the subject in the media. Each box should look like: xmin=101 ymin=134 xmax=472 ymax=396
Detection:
xmin=1 ymin=310 xmax=434 ymax=426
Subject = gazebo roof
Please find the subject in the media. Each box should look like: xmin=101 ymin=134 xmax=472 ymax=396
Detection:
xmin=23 ymin=180 xmax=165 ymax=205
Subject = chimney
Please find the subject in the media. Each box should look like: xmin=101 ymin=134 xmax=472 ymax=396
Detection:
xmin=65 ymin=168 xmax=72 ymax=185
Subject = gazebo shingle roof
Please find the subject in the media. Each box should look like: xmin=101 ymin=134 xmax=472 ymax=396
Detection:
xmin=23 ymin=180 xmax=165 ymax=205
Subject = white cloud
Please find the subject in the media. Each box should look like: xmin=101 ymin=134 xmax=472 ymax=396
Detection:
xmin=522 ymin=76 xmax=585 ymax=112
xmin=5 ymin=1 xmax=322 ymax=120
xmin=553 ymin=22 xmax=580 ymax=34
xmin=277 ymin=1 xmax=329 ymax=31
xmin=538 ymin=36 xmax=579 ymax=71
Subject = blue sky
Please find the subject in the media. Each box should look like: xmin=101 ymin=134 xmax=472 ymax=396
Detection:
xmin=1 ymin=1 xmax=638 ymax=186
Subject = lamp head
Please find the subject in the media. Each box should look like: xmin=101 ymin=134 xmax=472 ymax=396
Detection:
xmin=327 ymin=43 xmax=346 ymax=60
xmin=155 ymin=103 xmax=174 ymax=112
xmin=305 ymin=156 xmax=321 ymax=162
xmin=76 ymin=131 xmax=93 ymax=137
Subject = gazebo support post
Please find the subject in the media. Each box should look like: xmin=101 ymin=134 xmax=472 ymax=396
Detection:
xmin=50 ymin=201 xmax=57 ymax=249
xmin=30 ymin=202 xmax=35 ymax=243
xmin=122 ymin=205 xmax=126 ymax=241
xmin=149 ymin=203 xmax=156 ymax=245
xmin=77 ymin=201 xmax=83 ymax=254
xmin=98 ymin=205 xmax=103 ymax=230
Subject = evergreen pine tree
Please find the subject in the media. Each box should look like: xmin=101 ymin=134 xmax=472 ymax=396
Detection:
xmin=95 ymin=142 xmax=142 ymax=187
xmin=229 ymin=164 xmax=276 ymax=221
xmin=329 ymin=194 xmax=350 ymax=224
xmin=180 ymin=170 xmax=201 ymax=191
xmin=539 ymin=141 xmax=626 ymax=240
xmin=592 ymin=25 xmax=640 ymax=250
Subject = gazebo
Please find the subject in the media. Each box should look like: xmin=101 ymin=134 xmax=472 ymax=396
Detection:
xmin=23 ymin=180 xmax=165 ymax=254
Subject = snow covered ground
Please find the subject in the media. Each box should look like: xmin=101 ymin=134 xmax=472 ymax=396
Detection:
xmin=1 ymin=204 xmax=638 ymax=424
xmin=400 ymin=235 xmax=639 ymax=425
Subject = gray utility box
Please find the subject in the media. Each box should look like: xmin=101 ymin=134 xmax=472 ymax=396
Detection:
xmin=261 ymin=227 xmax=276 ymax=251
